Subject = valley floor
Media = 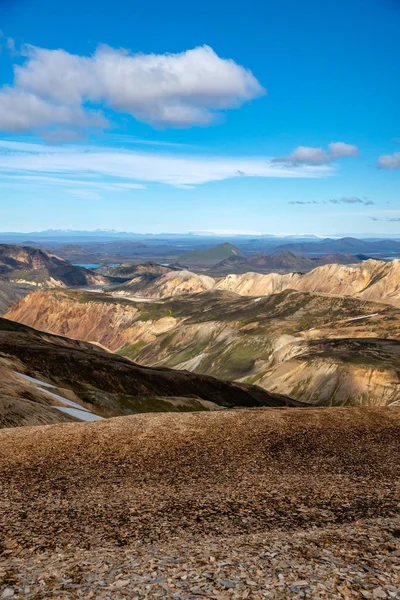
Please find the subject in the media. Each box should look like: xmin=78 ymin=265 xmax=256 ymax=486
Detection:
xmin=1 ymin=408 xmax=399 ymax=598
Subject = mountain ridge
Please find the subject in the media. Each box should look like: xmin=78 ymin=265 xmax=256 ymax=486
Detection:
xmin=8 ymin=288 xmax=400 ymax=407
xmin=0 ymin=315 xmax=299 ymax=428
xmin=93 ymin=258 xmax=400 ymax=306
xmin=208 ymin=250 xmax=368 ymax=275
xmin=0 ymin=243 xmax=109 ymax=288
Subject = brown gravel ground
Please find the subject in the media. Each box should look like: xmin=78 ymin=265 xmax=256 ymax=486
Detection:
xmin=1 ymin=407 xmax=400 ymax=598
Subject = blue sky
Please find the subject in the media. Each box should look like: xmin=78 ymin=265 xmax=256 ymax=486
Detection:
xmin=0 ymin=0 xmax=399 ymax=234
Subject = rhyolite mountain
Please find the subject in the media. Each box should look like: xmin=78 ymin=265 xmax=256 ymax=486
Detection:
xmin=0 ymin=244 xmax=67 ymax=274
xmin=0 ymin=243 xmax=109 ymax=288
xmin=109 ymin=269 xmax=215 ymax=297
xmin=0 ymin=316 xmax=299 ymax=428
xmin=96 ymin=258 xmax=400 ymax=306
xmin=8 ymin=287 xmax=400 ymax=407
xmin=215 ymin=259 xmax=400 ymax=305
xmin=7 ymin=255 xmax=400 ymax=410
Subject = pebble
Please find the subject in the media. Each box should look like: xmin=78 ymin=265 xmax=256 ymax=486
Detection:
xmin=113 ymin=579 xmax=130 ymax=588
xmin=219 ymin=580 xmax=237 ymax=589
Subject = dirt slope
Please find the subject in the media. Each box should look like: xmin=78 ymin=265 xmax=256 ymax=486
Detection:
xmin=0 ymin=407 xmax=399 ymax=554
xmin=0 ymin=282 xmax=33 ymax=315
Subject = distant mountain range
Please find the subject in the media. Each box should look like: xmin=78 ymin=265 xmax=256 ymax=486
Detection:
xmin=2 ymin=234 xmax=400 ymax=267
xmin=208 ymin=251 xmax=368 ymax=275
xmin=274 ymin=236 xmax=400 ymax=255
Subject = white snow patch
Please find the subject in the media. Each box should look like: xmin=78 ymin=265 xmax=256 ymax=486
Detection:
xmin=14 ymin=372 xmax=103 ymax=422
xmin=14 ymin=372 xmax=55 ymax=388
xmin=346 ymin=313 xmax=379 ymax=323
xmin=55 ymin=407 xmax=103 ymax=422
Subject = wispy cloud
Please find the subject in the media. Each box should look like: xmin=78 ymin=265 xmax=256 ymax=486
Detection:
xmin=0 ymin=139 xmax=332 ymax=188
xmin=289 ymin=201 xmax=320 ymax=205
xmin=370 ymin=216 xmax=400 ymax=222
xmin=289 ymin=196 xmax=374 ymax=206
xmin=329 ymin=196 xmax=373 ymax=205
xmin=0 ymin=173 xmax=146 ymax=191
xmin=66 ymin=189 xmax=102 ymax=200
xmin=104 ymin=134 xmax=195 ymax=149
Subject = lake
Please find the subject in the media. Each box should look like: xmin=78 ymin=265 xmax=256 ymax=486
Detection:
xmin=73 ymin=263 xmax=120 ymax=269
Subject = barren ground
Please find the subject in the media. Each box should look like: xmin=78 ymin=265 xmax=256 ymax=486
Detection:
xmin=1 ymin=407 xmax=399 ymax=598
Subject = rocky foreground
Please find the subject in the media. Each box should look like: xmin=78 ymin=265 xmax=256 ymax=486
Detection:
xmin=1 ymin=408 xmax=400 ymax=598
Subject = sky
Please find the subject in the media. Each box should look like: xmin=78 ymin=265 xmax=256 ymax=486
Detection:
xmin=0 ymin=0 xmax=399 ymax=235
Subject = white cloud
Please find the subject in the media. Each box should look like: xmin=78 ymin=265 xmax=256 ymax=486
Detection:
xmin=377 ymin=152 xmax=400 ymax=169
xmin=0 ymin=139 xmax=331 ymax=188
xmin=328 ymin=142 xmax=359 ymax=158
xmin=0 ymin=44 xmax=265 ymax=132
xmin=273 ymin=142 xmax=359 ymax=166
xmin=276 ymin=146 xmax=328 ymax=166
xmin=0 ymin=88 xmax=106 ymax=132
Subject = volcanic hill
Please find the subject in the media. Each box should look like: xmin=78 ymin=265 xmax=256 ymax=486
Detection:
xmin=0 ymin=244 xmax=108 ymax=288
xmin=0 ymin=316 xmax=297 ymax=428
xmin=177 ymin=242 xmax=244 ymax=266
xmin=8 ymin=288 xmax=400 ymax=406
